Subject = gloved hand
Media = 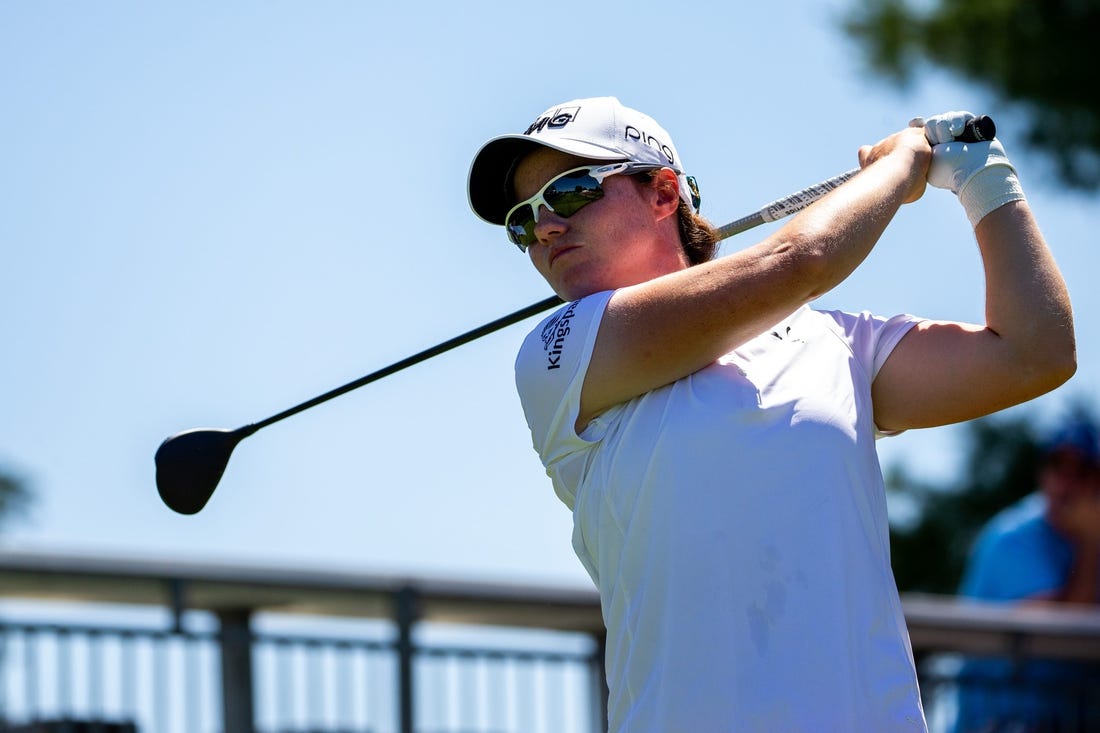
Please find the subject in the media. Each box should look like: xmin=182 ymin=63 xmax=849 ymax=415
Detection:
xmin=912 ymin=110 xmax=1025 ymax=227
xmin=919 ymin=110 xmax=982 ymax=147
xmin=921 ymin=110 xmax=1013 ymax=192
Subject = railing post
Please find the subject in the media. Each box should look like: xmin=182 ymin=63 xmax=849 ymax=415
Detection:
xmin=167 ymin=579 xmax=187 ymax=635
xmin=592 ymin=630 xmax=609 ymax=732
xmin=394 ymin=585 xmax=420 ymax=733
xmin=217 ymin=608 xmax=256 ymax=733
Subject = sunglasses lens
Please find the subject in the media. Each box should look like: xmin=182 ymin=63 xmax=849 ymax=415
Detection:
xmin=506 ymin=204 xmax=537 ymax=249
xmin=543 ymin=172 xmax=604 ymax=217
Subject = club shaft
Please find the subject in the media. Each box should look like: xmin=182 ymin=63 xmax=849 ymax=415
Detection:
xmin=243 ymin=294 xmax=564 ymax=434
xmin=715 ymin=168 xmax=860 ymax=239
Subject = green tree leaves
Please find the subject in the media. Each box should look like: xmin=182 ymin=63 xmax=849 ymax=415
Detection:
xmin=844 ymin=0 xmax=1100 ymax=189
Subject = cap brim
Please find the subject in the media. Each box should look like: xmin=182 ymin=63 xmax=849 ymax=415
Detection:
xmin=467 ymin=134 xmax=626 ymax=225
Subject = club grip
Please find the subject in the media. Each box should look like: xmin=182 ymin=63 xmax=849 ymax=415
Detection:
xmin=957 ymin=115 xmax=996 ymax=142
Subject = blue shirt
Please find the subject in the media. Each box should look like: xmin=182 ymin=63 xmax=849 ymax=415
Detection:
xmin=960 ymin=492 xmax=1072 ymax=601
xmin=953 ymin=493 xmax=1100 ymax=732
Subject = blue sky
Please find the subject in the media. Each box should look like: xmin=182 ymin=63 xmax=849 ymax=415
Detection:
xmin=2 ymin=1 xmax=1097 ymax=590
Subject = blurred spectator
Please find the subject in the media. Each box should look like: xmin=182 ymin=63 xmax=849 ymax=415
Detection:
xmin=954 ymin=415 xmax=1100 ymax=732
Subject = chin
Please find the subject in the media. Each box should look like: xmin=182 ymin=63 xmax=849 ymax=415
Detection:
xmin=549 ymin=263 xmax=621 ymax=301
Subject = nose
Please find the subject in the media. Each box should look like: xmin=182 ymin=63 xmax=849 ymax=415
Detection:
xmin=531 ymin=205 xmax=567 ymax=245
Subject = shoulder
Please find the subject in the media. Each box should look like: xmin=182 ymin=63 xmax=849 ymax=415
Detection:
xmin=514 ymin=291 xmax=615 ymax=462
xmin=517 ymin=292 xmax=614 ymax=378
xmin=815 ymin=307 xmax=923 ymax=341
xmin=806 ymin=307 xmax=923 ymax=374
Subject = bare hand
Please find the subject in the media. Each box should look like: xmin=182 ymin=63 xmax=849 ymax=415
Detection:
xmin=857 ymin=127 xmax=931 ymax=204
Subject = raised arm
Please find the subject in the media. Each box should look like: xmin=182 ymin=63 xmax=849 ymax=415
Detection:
xmin=578 ymin=126 xmax=931 ymax=429
xmin=872 ymin=113 xmax=1076 ymax=431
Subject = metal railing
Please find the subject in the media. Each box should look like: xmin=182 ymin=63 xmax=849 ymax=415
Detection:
xmin=0 ymin=615 xmax=603 ymax=733
xmin=2 ymin=552 xmax=1099 ymax=733
xmin=0 ymin=620 xmax=220 ymax=732
xmin=0 ymin=551 xmax=606 ymax=733
xmin=918 ymin=655 xmax=1100 ymax=732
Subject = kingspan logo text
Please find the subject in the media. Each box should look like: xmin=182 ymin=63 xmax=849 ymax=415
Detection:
xmin=540 ymin=301 xmax=579 ymax=371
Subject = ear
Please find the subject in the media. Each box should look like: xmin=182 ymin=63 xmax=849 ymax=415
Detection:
xmin=650 ymin=168 xmax=681 ymax=222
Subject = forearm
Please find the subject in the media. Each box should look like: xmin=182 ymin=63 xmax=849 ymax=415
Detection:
xmin=714 ymin=139 xmax=926 ymax=325
xmin=927 ymin=119 xmax=1076 ymax=394
xmin=766 ymin=146 xmax=924 ymax=299
xmin=975 ymin=199 xmax=1076 ymax=394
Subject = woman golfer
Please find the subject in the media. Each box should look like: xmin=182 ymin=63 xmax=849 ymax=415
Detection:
xmin=467 ymin=97 xmax=1075 ymax=731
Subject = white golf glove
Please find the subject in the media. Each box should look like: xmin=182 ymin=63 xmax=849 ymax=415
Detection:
xmin=913 ymin=110 xmax=1025 ymax=227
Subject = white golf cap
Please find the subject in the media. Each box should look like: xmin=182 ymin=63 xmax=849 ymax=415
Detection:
xmin=468 ymin=96 xmax=700 ymax=225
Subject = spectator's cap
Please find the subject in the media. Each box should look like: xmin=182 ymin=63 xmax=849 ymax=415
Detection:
xmin=1042 ymin=416 xmax=1100 ymax=462
xmin=468 ymin=96 xmax=700 ymax=226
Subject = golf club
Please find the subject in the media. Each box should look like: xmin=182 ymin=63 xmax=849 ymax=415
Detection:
xmin=156 ymin=115 xmax=995 ymax=515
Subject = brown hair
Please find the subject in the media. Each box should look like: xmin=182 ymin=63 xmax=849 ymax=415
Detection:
xmin=634 ymin=170 xmax=719 ymax=265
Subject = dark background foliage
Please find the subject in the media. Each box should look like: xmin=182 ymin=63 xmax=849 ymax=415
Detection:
xmin=844 ymin=0 xmax=1100 ymax=190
